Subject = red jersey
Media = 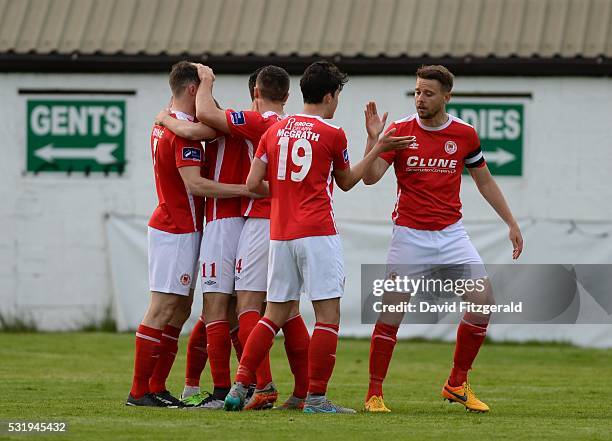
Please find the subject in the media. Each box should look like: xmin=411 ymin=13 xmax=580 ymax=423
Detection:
xmin=225 ymin=109 xmax=283 ymax=218
xmin=203 ymin=133 xmax=245 ymax=223
xmin=380 ymin=114 xmax=485 ymax=231
xmin=148 ymin=111 xmax=205 ymax=233
xmin=255 ymin=114 xmax=350 ymax=240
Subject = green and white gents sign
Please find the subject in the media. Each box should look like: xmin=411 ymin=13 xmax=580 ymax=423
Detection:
xmin=27 ymin=100 xmax=125 ymax=173
xmin=447 ymin=103 xmax=523 ymax=176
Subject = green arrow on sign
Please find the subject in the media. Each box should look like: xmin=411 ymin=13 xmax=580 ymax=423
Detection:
xmin=34 ymin=143 xmax=119 ymax=164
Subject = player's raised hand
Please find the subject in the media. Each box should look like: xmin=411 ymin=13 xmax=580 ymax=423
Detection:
xmin=195 ymin=64 xmax=215 ymax=82
xmin=375 ymin=128 xmax=416 ymax=152
xmin=155 ymin=108 xmax=171 ymax=126
xmin=364 ymin=101 xmax=388 ymax=139
xmin=509 ymin=223 xmax=523 ymax=259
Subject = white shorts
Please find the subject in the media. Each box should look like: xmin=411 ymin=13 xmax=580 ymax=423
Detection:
xmin=386 ymin=220 xmax=487 ymax=279
xmin=148 ymin=226 xmax=201 ymax=296
xmin=200 ymin=217 xmax=245 ymax=294
xmin=235 ymin=218 xmax=270 ymax=292
xmin=267 ymin=234 xmax=345 ymax=303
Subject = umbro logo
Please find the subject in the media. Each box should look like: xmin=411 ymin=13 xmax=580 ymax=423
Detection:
xmin=204 ymin=280 xmax=217 ymax=286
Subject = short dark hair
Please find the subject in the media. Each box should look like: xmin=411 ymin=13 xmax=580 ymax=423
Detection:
xmin=300 ymin=61 xmax=348 ymax=104
xmin=416 ymin=65 xmax=454 ymax=92
xmin=248 ymin=67 xmax=264 ymax=101
xmin=256 ymin=65 xmax=290 ymax=102
xmin=169 ymin=61 xmax=200 ymax=97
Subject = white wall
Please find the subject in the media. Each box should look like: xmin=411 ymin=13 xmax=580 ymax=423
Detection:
xmin=1 ymin=72 xmax=611 ymax=330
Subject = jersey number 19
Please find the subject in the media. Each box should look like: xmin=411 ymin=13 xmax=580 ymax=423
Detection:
xmin=277 ymin=137 xmax=312 ymax=182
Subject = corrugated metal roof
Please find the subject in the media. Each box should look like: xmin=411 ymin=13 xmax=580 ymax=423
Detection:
xmin=1 ymin=0 xmax=611 ymax=58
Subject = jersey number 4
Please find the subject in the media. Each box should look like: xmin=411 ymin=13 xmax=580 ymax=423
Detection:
xmin=277 ymin=137 xmax=312 ymax=182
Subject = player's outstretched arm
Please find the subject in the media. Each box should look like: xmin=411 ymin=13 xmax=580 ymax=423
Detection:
xmin=179 ymin=166 xmax=251 ymax=198
xmin=334 ymin=129 xmax=413 ymax=192
xmin=469 ymin=165 xmax=524 ymax=259
xmin=155 ymin=109 xmax=217 ymax=140
xmin=246 ymin=158 xmax=270 ymax=197
xmin=193 ymin=64 xmax=231 ymax=134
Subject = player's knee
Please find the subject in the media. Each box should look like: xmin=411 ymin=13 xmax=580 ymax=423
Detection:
xmin=288 ymin=301 xmax=300 ymax=318
xmin=236 ymin=291 xmax=265 ymax=313
xmin=204 ymin=295 xmax=230 ymax=322
xmin=264 ymin=303 xmax=293 ymax=327
xmin=144 ymin=306 xmax=175 ymax=328
xmin=312 ymin=298 xmax=340 ymax=324
xmin=174 ymin=303 xmax=192 ymax=324
xmin=314 ymin=308 xmax=340 ymax=325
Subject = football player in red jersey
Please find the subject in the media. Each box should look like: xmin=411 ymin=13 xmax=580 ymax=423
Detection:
xmin=224 ymin=61 xmax=414 ymax=413
xmin=156 ymin=66 xmax=309 ymax=410
xmin=362 ymin=65 xmax=523 ymax=413
xmin=192 ymin=64 xmax=311 ymax=410
xmin=155 ymin=96 xmax=251 ymax=409
xmin=126 ymin=61 xmax=252 ymax=408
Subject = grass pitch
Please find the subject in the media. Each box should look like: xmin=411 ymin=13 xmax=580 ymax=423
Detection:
xmin=1 ymin=333 xmax=611 ymax=441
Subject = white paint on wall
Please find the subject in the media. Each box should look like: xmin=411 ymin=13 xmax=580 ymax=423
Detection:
xmin=1 ymin=72 xmax=611 ymax=329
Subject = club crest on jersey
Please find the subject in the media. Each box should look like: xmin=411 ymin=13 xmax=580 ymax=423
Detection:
xmin=230 ymin=111 xmax=246 ymax=125
xmin=182 ymin=147 xmax=201 ymax=161
xmin=343 ymin=148 xmax=349 ymax=163
xmin=284 ymin=117 xmax=296 ymax=130
xmin=444 ymin=141 xmax=458 ymax=155
xmin=180 ymin=273 xmax=191 ymax=286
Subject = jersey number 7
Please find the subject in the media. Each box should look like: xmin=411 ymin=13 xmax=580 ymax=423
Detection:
xmin=277 ymin=137 xmax=312 ymax=182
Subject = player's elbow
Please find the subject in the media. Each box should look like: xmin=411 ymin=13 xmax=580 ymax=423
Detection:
xmin=362 ymin=175 xmax=377 ymax=185
xmin=335 ymin=178 xmax=354 ymax=192
xmin=184 ymin=179 xmax=200 ymax=195
xmin=183 ymin=177 xmax=207 ymax=196
xmin=246 ymin=178 xmax=259 ymax=193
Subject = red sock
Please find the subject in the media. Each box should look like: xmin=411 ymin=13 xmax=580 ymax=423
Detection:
xmin=308 ymin=322 xmax=339 ymax=396
xmin=449 ymin=313 xmax=489 ymax=387
xmin=130 ymin=324 xmax=162 ymax=399
xmin=206 ymin=320 xmax=232 ymax=389
xmin=236 ymin=317 xmax=279 ymax=385
xmin=185 ymin=315 xmax=207 ymax=387
xmin=230 ymin=325 xmax=242 ymax=362
xmin=149 ymin=324 xmax=181 ymax=393
xmin=367 ymin=322 xmax=398 ymax=400
xmin=238 ymin=310 xmax=273 ymax=388
xmin=282 ymin=314 xmax=310 ymax=399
